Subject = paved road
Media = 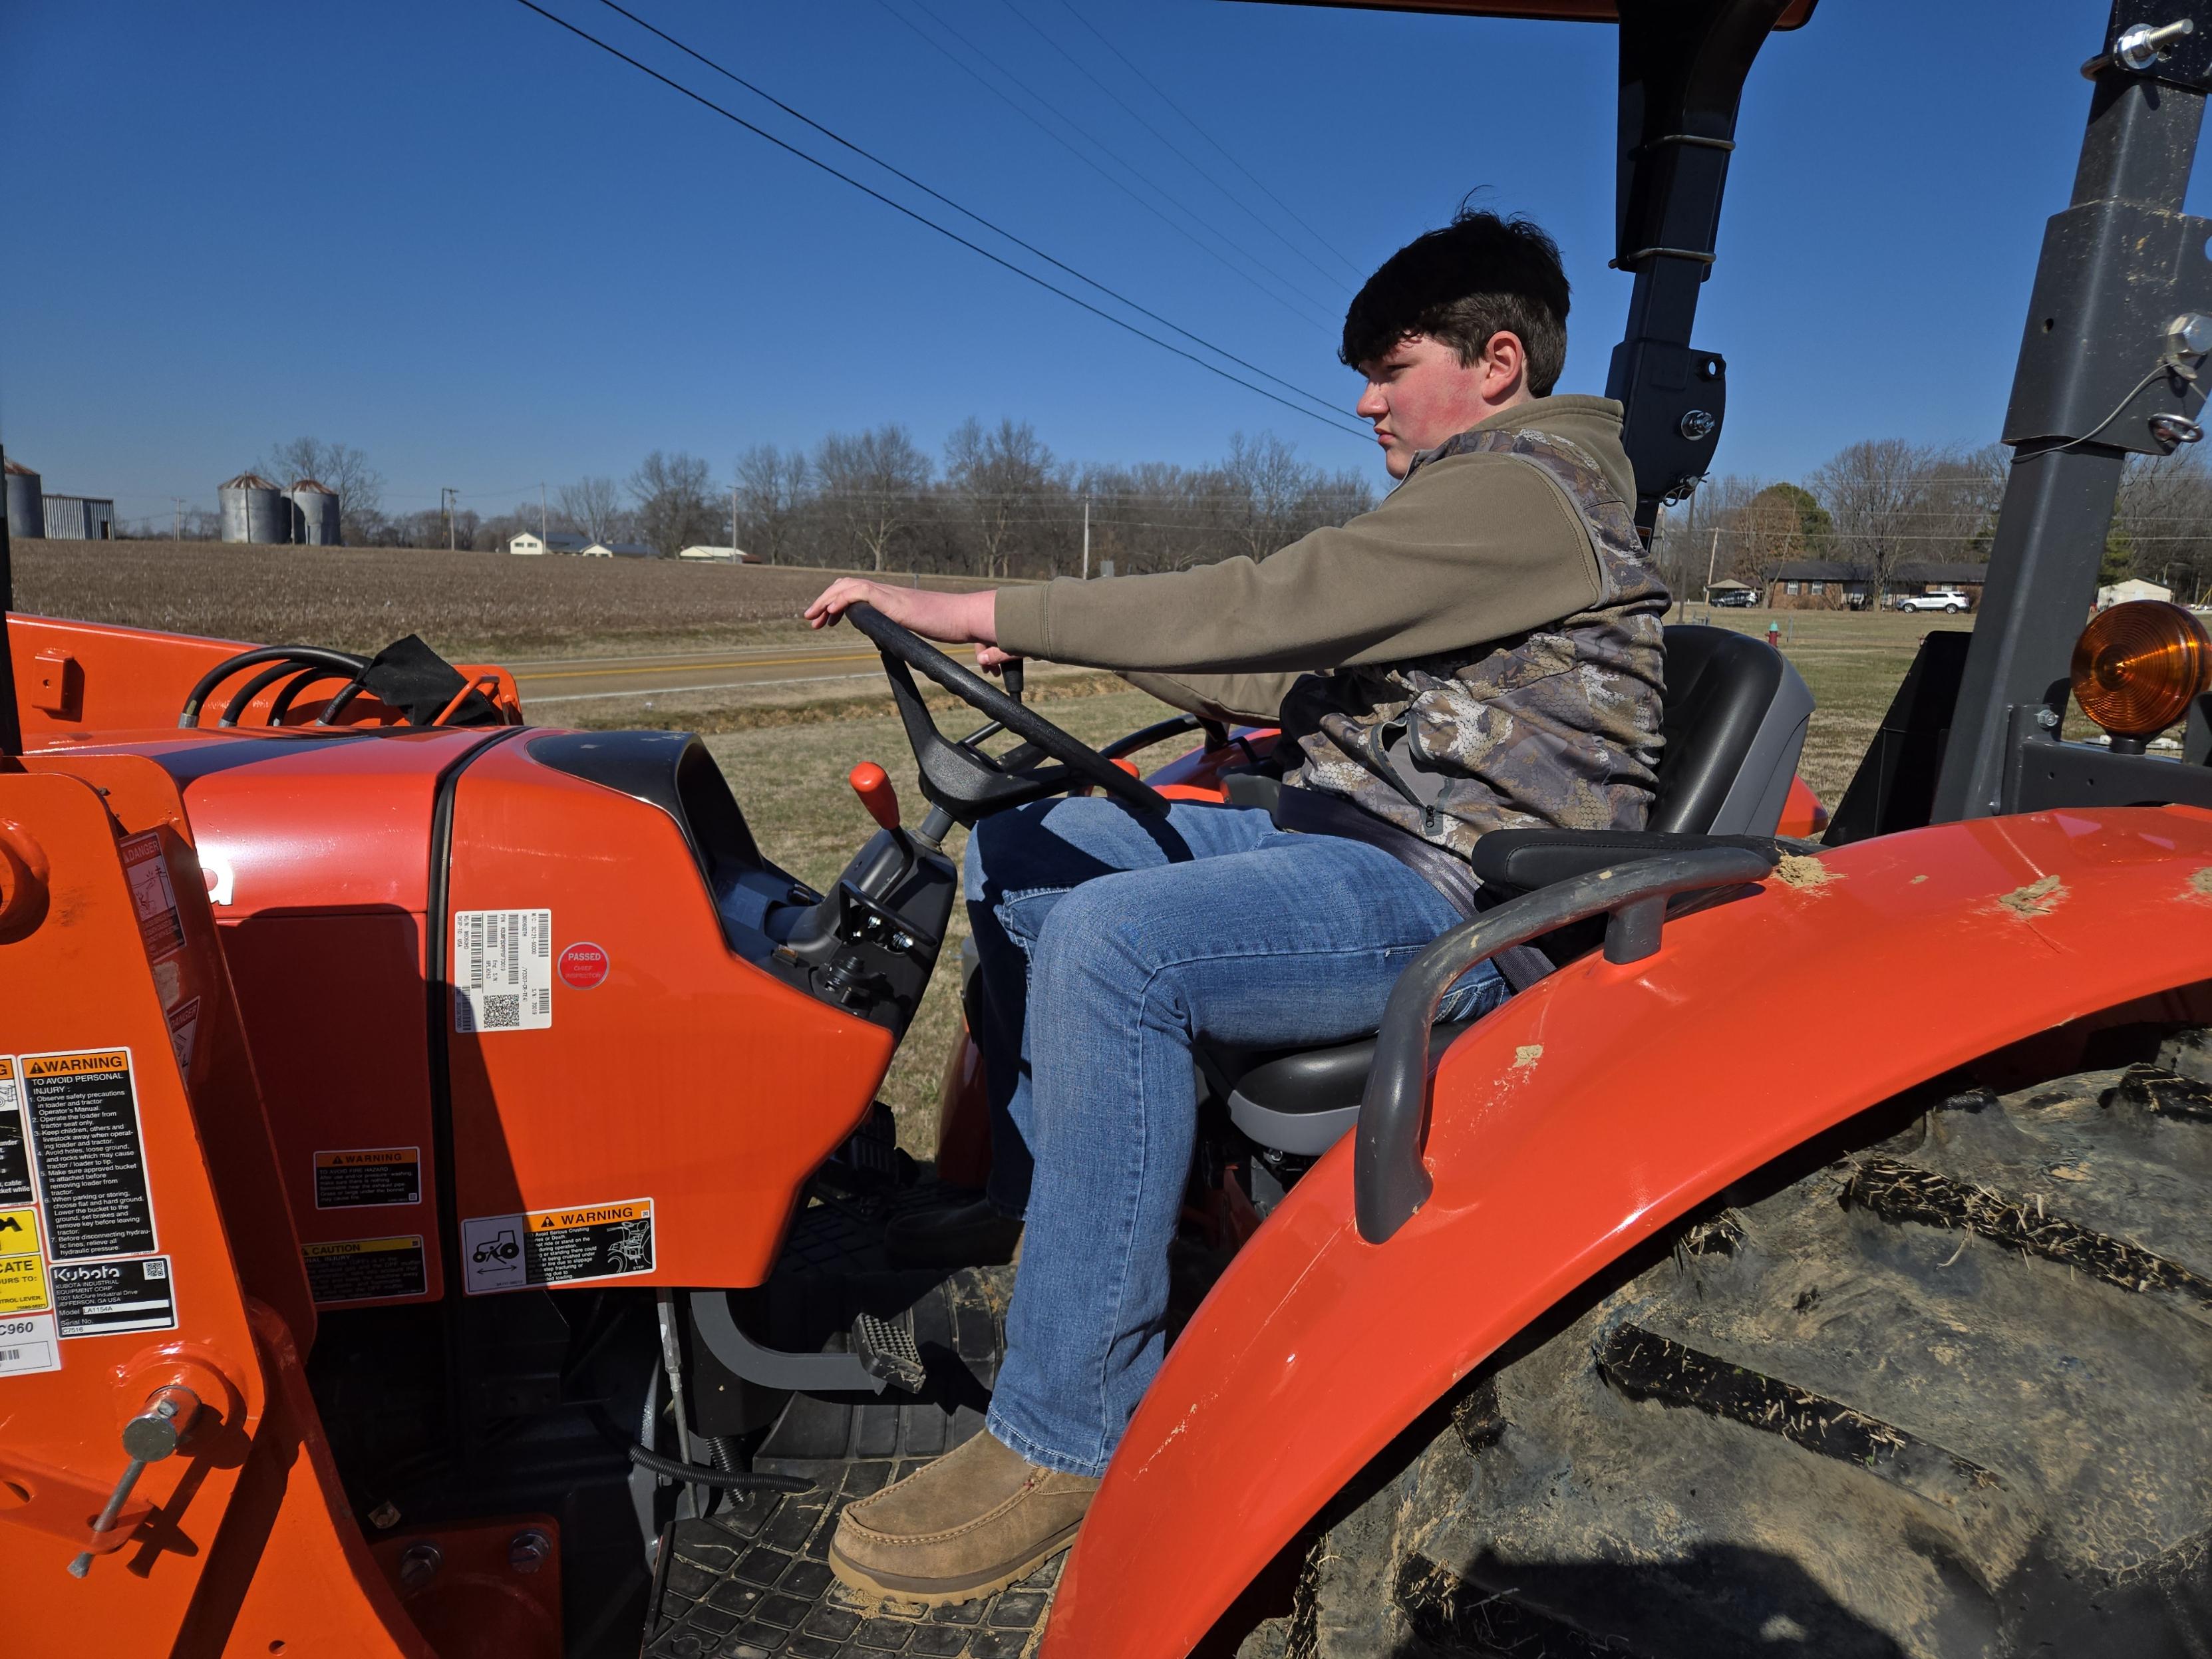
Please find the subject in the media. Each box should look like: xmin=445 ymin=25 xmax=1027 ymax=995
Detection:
xmin=508 ymin=641 xmax=883 ymax=706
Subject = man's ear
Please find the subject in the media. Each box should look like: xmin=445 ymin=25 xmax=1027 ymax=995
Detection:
xmin=1482 ymin=331 xmax=1528 ymax=400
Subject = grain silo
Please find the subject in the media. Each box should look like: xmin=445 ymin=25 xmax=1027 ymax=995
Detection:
xmin=4 ymin=460 xmax=44 ymax=539
xmin=220 ymin=473 xmax=286 ymax=544
xmin=287 ymin=478 xmax=340 ymax=545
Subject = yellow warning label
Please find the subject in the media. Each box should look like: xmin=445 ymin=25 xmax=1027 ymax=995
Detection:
xmin=0 ymin=1058 xmax=13 ymax=1081
xmin=303 ymin=1235 xmax=419 ymax=1259
xmin=0 ymin=1207 xmax=39 ymax=1256
xmin=25 ymin=1051 xmax=129 ymax=1078
xmin=462 ymin=1197 xmax=654 ymax=1294
xmin=301 ymin=1235 xmax=426 ymax=1304
xmin=528 ymin=1199 xmax=651 ymax=1232
xmin=0 ymin=1251 xmax=50 ymax=1314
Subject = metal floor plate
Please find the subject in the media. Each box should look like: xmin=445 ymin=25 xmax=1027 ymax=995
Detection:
xmin=645 ymin=1470 xmax=1061 ymax=1659
xmin=649 ymin=1202 xmax=1058 ymax=1658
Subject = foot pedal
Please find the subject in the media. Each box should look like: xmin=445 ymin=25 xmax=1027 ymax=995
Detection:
xmin=851 ymin=1309 xmax=927 ymax=1394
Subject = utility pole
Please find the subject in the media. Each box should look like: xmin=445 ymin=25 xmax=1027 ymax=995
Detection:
xmin=1082 ymin=493 xmax=1091 ymax=580
xmin=441 ymin=488 xmax=458 ymax=552
xmin=171 ymin=498 xmax=186 ymax=541
xmin=540 ymin=483 xmax=548 ymax=542
xmin=1704 ymin=527 xmax=1721 ymax=604
xmin=732 ymin=482 xmax=740 ymax=559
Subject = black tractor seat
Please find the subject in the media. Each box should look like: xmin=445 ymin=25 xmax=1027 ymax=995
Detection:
xmin=1209 ymin=625 xmax=1813 ymax=1158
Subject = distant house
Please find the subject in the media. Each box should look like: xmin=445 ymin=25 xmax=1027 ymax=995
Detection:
xmin=582 ymin=539 xmax=657 ymax=559
xmin=677 ymin=544 xmax=752 ymax=563
xmin=1766 ymin=559 xmax=1991 ymax=611
xmin=2098 ymin=577 xmax=2173 ymax=609
xmin=41 ymin=494 xmax=116 ymax=540
xmin=508 ymin=531 xmax=591 ymax=556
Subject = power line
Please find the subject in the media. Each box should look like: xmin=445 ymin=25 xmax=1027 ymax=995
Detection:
xmin=995 ymin=0 xmax=1352 ymax=297
xmin=900 ymin=0 xmax=1344 ymax=320
xmin=873 ymin=0 xmax=1341 ymax=335
xmin=1050 ymin=0 xmax=1366 ymax=286
xmin=592 ymin=0 xmax=1350 ymax=422
xmin=511 ymin=0 xmax=1370 ymax=441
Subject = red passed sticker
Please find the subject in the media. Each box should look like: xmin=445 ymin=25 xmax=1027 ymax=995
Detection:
xmin=557 ymin=942 xmax=610 ymax=989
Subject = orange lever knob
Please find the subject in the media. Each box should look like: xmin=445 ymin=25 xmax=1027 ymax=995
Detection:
xmin=848 ymin=763 xmax=901 ymax=832
xmin=1112 ymin=758 xmax=1140 ymax=778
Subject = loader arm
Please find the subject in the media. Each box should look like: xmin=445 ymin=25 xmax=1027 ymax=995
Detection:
xmin=1043 ymin=804 xmax=2212 ymax=1656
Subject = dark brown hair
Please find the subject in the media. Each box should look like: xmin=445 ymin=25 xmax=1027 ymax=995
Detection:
xmin=1340 ymin=208 xmax=1571 ymax=396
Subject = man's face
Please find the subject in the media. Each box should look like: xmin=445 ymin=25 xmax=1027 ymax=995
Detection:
xmin=1354 ymin=332 xmax=1526 ymax=480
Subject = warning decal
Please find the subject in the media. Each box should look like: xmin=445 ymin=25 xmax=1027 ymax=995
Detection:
xmin=0 ymin=1207 xmax=48 ymax=1314
xmin=302 ymin=1235 xmax=427 ymax=1304
xmin=166 ymin=998 xmax=202 ymax=1076
xmin=314 ymin=1147 xmax=422 ymax=1209
xmin=0 ymin=1059 xmax=30 ymax=1205
xmin=454 ymin=909 xmax=553 ymax=1033
xmin=22 ymin=1050 xmax=157 ymax=1261
xmin=52 ymin=1255 xmax=176 ymax=1339
xmin=0 ymin=1312 xmax=62 ymax=1377
xmin=462 ymin=1197 xmax=653 ymax=1294
xmin=120 ymin=831 xmax=186 ymax=964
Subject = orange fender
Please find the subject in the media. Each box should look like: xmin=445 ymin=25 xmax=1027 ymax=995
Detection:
xmin=1044 ymin=806 xmax=2212 ymax=1656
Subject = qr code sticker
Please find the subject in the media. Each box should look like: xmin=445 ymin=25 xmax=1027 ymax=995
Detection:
xmin=142 ymin=1259 xmax=168 ymax=1279
xmin=452 ymin=909 xmax=553 ymax=1033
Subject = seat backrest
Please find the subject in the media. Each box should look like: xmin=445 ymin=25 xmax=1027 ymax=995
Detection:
xmin=1648 ymin=625 xmax=1814 ymax=835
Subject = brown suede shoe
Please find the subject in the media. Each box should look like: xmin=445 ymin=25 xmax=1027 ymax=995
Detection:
xmin=828 ymin=1430 xmax=1098 ymax=1605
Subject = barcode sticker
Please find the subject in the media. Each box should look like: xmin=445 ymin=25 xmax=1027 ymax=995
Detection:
xmin=452 ymin=910 xmax=553 ymax=1034
xmin=0 ymin=1312 xmax=62 ymax=1376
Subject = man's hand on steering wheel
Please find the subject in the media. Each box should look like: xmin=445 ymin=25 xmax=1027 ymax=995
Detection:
xmin=806 ymin=579 xmax=1011 ymax=675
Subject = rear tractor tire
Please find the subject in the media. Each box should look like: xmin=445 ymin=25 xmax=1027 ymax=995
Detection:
xmin=1270 ymin=1047 xmax=2212 ymax=1658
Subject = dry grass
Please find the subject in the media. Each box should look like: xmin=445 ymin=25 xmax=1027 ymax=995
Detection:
xmin=9 ymin=539 xmax=1003 ymax=659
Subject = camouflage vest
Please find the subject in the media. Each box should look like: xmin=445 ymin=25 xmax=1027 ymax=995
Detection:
xmin=1279 ymin=426 xmax=1670 ymax=857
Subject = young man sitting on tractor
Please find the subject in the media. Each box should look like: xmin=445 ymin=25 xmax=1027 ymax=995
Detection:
xmin=804 ymin=208 xmax=1671 ymax=1605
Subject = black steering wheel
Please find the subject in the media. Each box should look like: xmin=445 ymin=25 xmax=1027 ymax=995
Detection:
xmin=842 ymin=603 xmax=1167 ymax=824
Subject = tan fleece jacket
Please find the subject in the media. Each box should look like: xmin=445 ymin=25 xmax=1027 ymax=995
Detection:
xmin=991 ymin=396 xmax=1637 ymax=724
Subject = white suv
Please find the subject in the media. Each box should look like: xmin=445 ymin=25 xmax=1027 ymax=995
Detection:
xmin=1897 ymin=589 xmax=1971 ymax=613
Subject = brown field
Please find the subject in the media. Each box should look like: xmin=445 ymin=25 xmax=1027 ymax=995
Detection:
xmin=8 ymin=538 xmax=1004 ymax=660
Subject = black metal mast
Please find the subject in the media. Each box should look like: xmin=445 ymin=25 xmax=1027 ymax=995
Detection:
xmin=1605 ymin=0 xmax=1794 ymax=541
xmin=1931 ymin=3 xmax=2212 ymax=821
xmin=0 ymin=442 xmax=21 ymax=758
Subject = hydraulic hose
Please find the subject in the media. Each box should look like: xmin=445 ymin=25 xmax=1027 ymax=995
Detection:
xmin=178 ymin=646 xmax=369 ymax=728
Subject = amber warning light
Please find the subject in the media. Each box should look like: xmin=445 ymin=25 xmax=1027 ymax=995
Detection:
xmin=2070 ymin=601 xmax=2212 ymax=746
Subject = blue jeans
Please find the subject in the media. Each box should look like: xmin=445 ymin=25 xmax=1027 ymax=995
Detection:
xmin=963 ymin=796 xmax=1508 ymax=1476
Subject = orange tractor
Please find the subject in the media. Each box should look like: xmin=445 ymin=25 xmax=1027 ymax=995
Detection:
xmin=6 ymin=0 xmax=2212 ymax=1654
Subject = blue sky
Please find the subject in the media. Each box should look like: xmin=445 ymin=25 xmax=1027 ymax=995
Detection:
xmin=5 ymin=0 xmax=2197 ymax=529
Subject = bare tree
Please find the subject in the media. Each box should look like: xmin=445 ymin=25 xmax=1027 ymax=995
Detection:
xmin=1219 ymin=432 xmax=1313 ymax=562
xmin=2116 ymin=448 xmax=2212 ymax=600
xmin=815 ymin=426 xmax=932 ymax=572
xmin=557 ymin=476 xmax=622 ymax=544
xmin=627 ymin=452 xmax=718 ymax=557
xmin=732 ymin=444 xmax=812 ymax=565
xmin=945 ymin=417 xmax=1054 ymax=578
xmin=257 ymin=436 xmax=386 ymax=543
xmin=1810 ymin=438 xmax=1943 ymax=608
